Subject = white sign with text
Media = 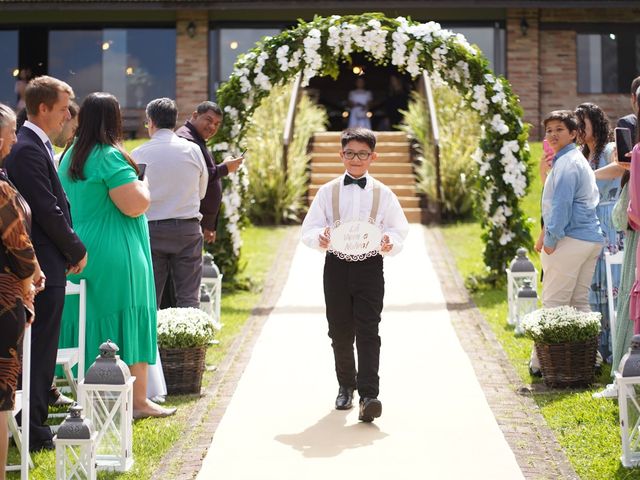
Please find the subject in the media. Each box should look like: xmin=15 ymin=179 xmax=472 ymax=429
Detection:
xmin=329 ymin=220 xmax=382 ymax=261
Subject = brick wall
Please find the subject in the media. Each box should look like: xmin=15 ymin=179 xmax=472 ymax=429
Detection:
xmin=539 ymin=30 xmax=634 ymax=135
xmin=506 ymin=9 xmax=540 ymax=138
xmin=176 ymin=10 xmax=209 ymax=124
xmin=507 ymin=8 xmax=640 ymax=140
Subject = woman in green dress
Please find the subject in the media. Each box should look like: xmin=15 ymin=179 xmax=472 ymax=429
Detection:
xmin=59 ymin=92 xmax=174 ymax=418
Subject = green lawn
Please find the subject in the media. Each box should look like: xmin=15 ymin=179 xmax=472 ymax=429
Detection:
xmin=7 ymin=225 xmax=290 ymax=479
xmin=441 ymin=141 xmax=640 ymax=479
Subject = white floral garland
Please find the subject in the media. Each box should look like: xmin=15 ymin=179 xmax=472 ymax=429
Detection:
xmin=214 ymin=13 xmax=531 ymax=278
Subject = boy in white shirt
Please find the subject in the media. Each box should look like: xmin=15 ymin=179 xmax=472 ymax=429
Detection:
xmin=301 ymin=128 xmax=409 ymax=422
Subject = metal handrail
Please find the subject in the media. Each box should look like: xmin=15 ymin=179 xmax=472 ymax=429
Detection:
xmin=282 ymin=72 xmax=302 ymax=175
xmin=422 ymin=71 xmax=442 ymax=217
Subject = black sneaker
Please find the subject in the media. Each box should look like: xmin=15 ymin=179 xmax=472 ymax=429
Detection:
xmin=358 ymin=397 xmax=382 ymax=422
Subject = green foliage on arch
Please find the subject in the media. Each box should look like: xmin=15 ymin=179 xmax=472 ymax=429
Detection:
xmin=212 ymin=13 xmax=532 ymax=280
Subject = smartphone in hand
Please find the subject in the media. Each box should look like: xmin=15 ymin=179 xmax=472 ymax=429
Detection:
xmin=615 ymin=127 xmax=633 ymax=163
xmin=137 ymin=163 xmax=147 ymax=180
xmin=543 ymin=139 xmax=554 ymax=158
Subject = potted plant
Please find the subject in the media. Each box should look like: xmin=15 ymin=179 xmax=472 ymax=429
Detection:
xmin=521 ymin=306 xmax=601 ymax=387
xmin=157 ymin=307 xmax=216 ymax=394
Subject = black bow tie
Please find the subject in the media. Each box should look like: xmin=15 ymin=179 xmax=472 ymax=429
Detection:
xmin=344 ymin=175 xmax=367 ymax=189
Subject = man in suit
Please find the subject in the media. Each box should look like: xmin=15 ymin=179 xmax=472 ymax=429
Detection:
xmin=6 ymin=75 xmax=87 ymax=451
xmin=617 ymin=76 xmax=640 ymax=140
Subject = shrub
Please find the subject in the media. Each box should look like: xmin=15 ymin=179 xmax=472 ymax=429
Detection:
xmin=521 ymin=306 xmax=601 ymax=345
xmin=400 ymin=87 xmax=481 ymax=219
xmin=243 ymin=82 xmax=327 ymax=224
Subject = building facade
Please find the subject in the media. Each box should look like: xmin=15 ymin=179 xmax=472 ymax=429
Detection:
xmin=0 ymin=1 xmax=638 ymax=138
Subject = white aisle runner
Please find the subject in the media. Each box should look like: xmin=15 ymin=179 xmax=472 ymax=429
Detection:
xmin=197 ymin=224 xmax=524 ymax=479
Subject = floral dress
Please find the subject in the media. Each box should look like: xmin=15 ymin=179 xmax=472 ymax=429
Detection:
xmin=0 ymin=171 xmax=37 ymax=411
xmin=588 ymin=143 xmax=623 ymax=360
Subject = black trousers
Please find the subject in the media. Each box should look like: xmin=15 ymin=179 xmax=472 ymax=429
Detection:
xmin=27 ymin=285 xmax=64 ymax=445
xmin=323 ymin=253 xmax=384 ymax=398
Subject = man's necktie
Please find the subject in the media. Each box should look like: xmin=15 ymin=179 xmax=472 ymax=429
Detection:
xmin=344 ymin=175 xmax=367 ymax=189
xmin=45 ymin=140 xmax=55 ymax=161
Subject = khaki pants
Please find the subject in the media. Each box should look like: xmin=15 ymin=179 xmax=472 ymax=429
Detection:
xmin=540 ymin=236 xmax=602 ymax=312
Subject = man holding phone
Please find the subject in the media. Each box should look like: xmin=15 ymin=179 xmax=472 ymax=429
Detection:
xmin=176 ymin=101 xmax=243 ymax=244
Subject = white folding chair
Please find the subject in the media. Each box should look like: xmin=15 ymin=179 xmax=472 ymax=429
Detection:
xmin=5 ymin=322 xmax=33 ymax=479
xmin=55 ymin=279 xmax=87 ymax=397
xmin=605 ymin=250 xmax=624 ymax=343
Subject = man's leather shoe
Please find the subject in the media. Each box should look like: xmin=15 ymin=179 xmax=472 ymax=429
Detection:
xmin=335 ymin=386 xmax=355 ymax=410
xmin=29 ymin=439 xmax=55 ymax=452
xmin=359 ymin=397 xmax=382 ymax=422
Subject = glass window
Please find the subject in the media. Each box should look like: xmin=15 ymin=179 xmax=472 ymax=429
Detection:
xmin=577 ymin=33 xmax=618 ymax=93
xmin=577 ymin=29 xmax=639 ymax=94
xmin=210 ymin=27 xmax=281 ymax=97
xmin=0 ymin=31 xmax=19 ymax=107
xmin=49 ymin=28 xmax=175 ymax=108
xmin=444 ymin=24 xmax=505 ymax=75
xmin=49 ymin=30 xmax=102 ymax=103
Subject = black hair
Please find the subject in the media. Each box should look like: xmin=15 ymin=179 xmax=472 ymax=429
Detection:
xmin=542 ymin=110 xmax=578 ymax=134
xmin=340 ymin=127 xmax=376 ymax=151
xmin=195 ymin=101 xmax=223 ymax=117
xmin=575 ymin=103 xmax=612 ymax=168
xmin=69 ymin=92 xmax=138 ymax=181
xmin=146 ymin=97 xmax=178 ymax=130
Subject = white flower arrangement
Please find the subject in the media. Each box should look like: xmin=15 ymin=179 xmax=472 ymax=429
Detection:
xmin=157 ymin=307 xmax=216 ymax=349
xmin=211 ymin=13 xmax=531 ymax=283
xmin=521 ymin=306 xmax=601 ymax=344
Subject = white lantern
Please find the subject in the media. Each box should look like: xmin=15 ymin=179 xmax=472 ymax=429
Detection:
xmin=514 ymin=279 xmax=538 ymax=336
xmin=78 ymin=340 xmax=135 ymax=472
xmin=616 ymin=335 xmax=640 ymax=468
xmin=202 ymin=253 xmax=223 ymax=325
xmin=505 ymin=248 xmax=537 ymax=327
xmin=54 ymin=404 xmax=97 ymax=480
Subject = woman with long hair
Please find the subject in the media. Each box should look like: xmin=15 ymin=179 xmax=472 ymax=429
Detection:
xmin=0 ymin=103 xmax=43 ymax=478
xmin=59 ymin=92 xmax=174 ymax=418
xmin=575 ymin=103 xmax=621 ymax=363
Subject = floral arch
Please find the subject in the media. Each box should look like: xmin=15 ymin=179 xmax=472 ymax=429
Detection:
xmin=212 ymin=13 xmax=532 ymax=281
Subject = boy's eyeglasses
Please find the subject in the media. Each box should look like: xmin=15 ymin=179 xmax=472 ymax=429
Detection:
xmin=342 ymin=150 xmax=372 ymax=160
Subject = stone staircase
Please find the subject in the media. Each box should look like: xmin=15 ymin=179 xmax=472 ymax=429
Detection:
xmin=308 ymin=131 xmax=422 ymax=223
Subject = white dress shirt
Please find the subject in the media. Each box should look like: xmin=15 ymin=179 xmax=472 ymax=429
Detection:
xmin=301 ymin=172 xmax=409 ymax=256
xmin=132 ymin=129 xmax=208 ymax=221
